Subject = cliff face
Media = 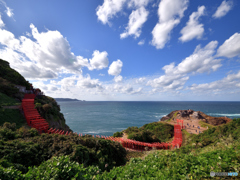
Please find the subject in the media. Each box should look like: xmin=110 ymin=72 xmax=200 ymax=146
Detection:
xmin=160 ymin=109 xmax=232 ymax=126
xmin=0 ymin=59 xmax=71 ymax=132
xmin=34 ymin=96 xmax=72 ymax=132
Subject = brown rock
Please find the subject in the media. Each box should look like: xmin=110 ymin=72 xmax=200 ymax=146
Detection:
xmin=160 ymin=109 xmax=232 ymax=126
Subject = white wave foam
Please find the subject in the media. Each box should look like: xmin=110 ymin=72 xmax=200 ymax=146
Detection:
xmin=209 ymin=113 xmax=240 ymax=117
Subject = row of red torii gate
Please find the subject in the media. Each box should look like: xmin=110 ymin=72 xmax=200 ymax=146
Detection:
xmin=22 ymin=94 xmax=183 ymax=151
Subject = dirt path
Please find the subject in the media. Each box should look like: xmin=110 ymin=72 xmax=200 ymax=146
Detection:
xmin=122 ymin=132 xmax=128 ymax=140
xmin=168 ymin=118 xmax=207 ymax=134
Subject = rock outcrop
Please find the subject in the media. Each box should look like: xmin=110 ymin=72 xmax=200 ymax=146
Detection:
xmin=160 ymin=109 xmax=232 ymax=126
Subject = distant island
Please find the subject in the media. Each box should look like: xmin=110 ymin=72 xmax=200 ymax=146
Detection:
xmin=54 ymin=98 xmax=83 ymax=102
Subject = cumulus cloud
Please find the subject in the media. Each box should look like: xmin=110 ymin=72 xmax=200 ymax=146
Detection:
xmin=189 ymin=70 xmax=240 ymax=93
xmin=112 ymin=84 xmax=142 ymax=94
xmin=179 ymin=6 xmax=205 ymax=42
xmin=114 ymin=75 xmax=123 ymax=82
xmin=151 ymin=0 xmax=189 ymax=49
xmin=177 ymin=41 xmax=221 ymax=74
xmin=127 ymin=0 xmax=150 ymax=8
xmin=96 ymin=0 xmax=127 ymax=25
xmin=88 ymin=50 xmax=109 ymax=70
xmin=77 ymin=75 xmax=103 ymax=89
xmin=213 ymin=0 xmax=233 ymax=19
xmin=0 ymin=28 xmax=19 ymax=49
xmin=108 ymin=59 xmax=123 ymax=76
xmin=147 ymin=41 xmax=221 ymax=90
xmin=0 ymin=47 xmax=57 ymax=79
xmin=0 ymin=22 xmax=111 ymax=79
xmin=120 ymin=6 xmax=149 ymax=39
xmin=217 ymin=33 xmax=240 ymax=58
xmin=135 ymin=77 xmax=146 ymax=84
xmin=138 ymin=39 xmax=145 ymax=45
xmin=0 ymin=14 xmax=4 ymax=27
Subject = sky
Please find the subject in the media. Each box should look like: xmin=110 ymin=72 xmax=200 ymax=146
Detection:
xmin=0 ymin=0 xmax=240 ymax=101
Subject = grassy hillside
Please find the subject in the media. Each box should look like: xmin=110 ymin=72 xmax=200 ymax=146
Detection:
xmin=0 ymin=123 xmax=126 ymax=174
xmin=0 ymin=92 xmax=19 ymax=106
xmin=0 ymin=119 xmax=239 ymax=179
xmin=0 ymin=109 xmax=26 ymax=129
xmin=115 ymin=122 xmax=174 ymax=143
xmin=0 ymin=59 xmax=30 ymax=89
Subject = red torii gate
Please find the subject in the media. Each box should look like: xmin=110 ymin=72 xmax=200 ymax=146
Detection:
xmin=176 ymin=119 xmax=184 ymax=129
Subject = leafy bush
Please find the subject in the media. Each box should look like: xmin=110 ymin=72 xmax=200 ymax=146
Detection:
xmin=0 ymin=124 xmax=127 ymax=173
xmin=124 ymin=122 xmax=174 ymax=143
xmin=25 ymin=155 xmax=101 ymax=180
xmin=113 ymin=131 xmax=123 ymax=137
xmin=96 ymin=146 xmax=240 ymax=179
xmin=0 ymin=166 xmax=23 ymax=180
xmin=0 ymin=108 xmax=26 ymax=128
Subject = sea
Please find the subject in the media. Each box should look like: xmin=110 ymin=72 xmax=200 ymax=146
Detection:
xmin=56 ymin=101 xmax=240 ymax=137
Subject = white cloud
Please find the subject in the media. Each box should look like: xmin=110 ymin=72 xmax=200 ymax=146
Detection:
xmin=177 ymin=41 xmax=221 ymax=74
xmin=213 ymin=0 xmax=233 ymax=19
xmin=151 ymin=19 xmax=180 ymax=49
xmin=179 ymin=6 xmax=205 ymax=42
xmin=96 ymin=0 xmax=127 ymax=25
xmin=151 ymin=0 xmax=189 ymax=49
xmin=147 ymin=41 xmax=221 ymax=90
xmin=0 ymin=0 xmax=14 ymax=17
xmin=120 ymin=6 xmax=149 ymax=39
xmin=108 ymin=59 xmax=123 ymax=76
xmin=0 ymin=22 xmax=112 ymax=80
xmin=77 ymin=75 xmax=103 ymax=89
xmin=217 ymin=33 xmax=240 ymax=58
xmin=112 ymin=84 xmax=142 ymax=94
xmin=127 ymin=0 xmax=150 ymax=8
xmin=0 ymin=14 xmax=4 ymax=27
xmin=88 ymin=50 xmax=109 ymax=70
xmin=189 ymin=70 xmax=240 ymax=92
xmin=0 ymin=47 xmax=57 ymax=79
xmin=138 ymin=39 xmax=145 ymax=45
xmin=0 ymin=28 xmax=20 ymax=49
xmin=114 ymin=75 xmax=123 ymax=82
xmin=135 ymin=77 xmax=146 ymax=84
xmin=5 ymin=6 xmax=14 ymax=17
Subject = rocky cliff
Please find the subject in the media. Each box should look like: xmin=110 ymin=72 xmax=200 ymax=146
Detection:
xmin=160 ymin=109 xmax=232 ymax=126
xmin=0 ymin=59 xmax=71 ymax=131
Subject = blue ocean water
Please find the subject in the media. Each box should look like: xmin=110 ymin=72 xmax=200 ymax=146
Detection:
xmin=56 ymin=101 xmax=240 ymax=137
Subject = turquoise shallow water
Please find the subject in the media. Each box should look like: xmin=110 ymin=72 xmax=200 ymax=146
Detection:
xmin=56 ymin=101 xmax=240 ymax=136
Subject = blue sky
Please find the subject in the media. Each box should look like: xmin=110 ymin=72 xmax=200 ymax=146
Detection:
xmin=0 ymin=0 xmax=240 ymax=101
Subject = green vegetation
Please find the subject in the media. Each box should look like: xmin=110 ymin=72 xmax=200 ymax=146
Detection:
xmin=0 ymin=77 xmax=19 ymax=97
xmin=125 ymin=122 xmax=174 ymax=143
xmin=199 ymin=120 xmax=215 ymax=128
xmin=34 ymin=96 xmax=71 ymax=131
xmin=1 ymin=119 xmax=240 ymax=179
xmin=113 ymin=131 xmax=123 ymax=137
xmin=0 ymin=59 xmax=30 ymax=89
xmin=0 ymin=92 xmax=19 ymax=106
xmin=0 ymin=122 xmax=126 ymax=174
xmin=0 ymin=109 xmax=26 ymax=128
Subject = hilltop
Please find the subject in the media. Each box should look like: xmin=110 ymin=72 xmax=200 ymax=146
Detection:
xmin=0 ymin=59 xmax=71 ymax=131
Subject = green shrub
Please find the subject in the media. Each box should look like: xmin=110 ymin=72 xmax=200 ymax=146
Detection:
xmin=124 ymin=122 xmax=174 ymax=143
xmin=0 ymin=124 xmax=126 ymax=173
xmin=25 ymin=155 xmax=101 ymax=180
xmin=0 ymin=166 xmax=23 ymax=180
xmin=113 ymin=131 xmax=123 ymax=137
